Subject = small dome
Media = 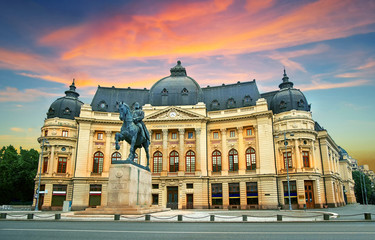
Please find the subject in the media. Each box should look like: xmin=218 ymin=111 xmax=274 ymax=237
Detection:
xmin=270 ymin=70 xmax=310 ymax=114
xmin=47 ymin=79 xmax=84 ymax=120
xmin=149 ymin=61 xmax=203 ymax=106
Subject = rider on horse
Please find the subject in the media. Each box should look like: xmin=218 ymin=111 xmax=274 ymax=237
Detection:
xmin=132 ymin=102 xmax=150 ymax=143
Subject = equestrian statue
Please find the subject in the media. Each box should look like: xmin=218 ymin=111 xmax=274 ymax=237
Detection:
xmin=115 ymin=102 xmax=151 ymax=170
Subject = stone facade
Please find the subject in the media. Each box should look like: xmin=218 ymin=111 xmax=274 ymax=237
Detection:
xmin=33 ymin=63 xmax=353 ymax=211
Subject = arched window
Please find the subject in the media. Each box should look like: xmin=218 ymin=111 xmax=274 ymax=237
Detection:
xmin=93 ymin=151 xmax=104 ymax=173
xmin=169 ymin=151 xmax=179 ymax=172
xmin=246 ymin=147 xmax=256 ymax=170
xmin=212 ymin=150 xmax=222 ymax=172
xmin=186 ymin=150 xmax=195 ymax=172
xmin=111 ymin=152 xmax=121 ymax=163
xmin=134 ymin=152 xmax=138 ymax=164
xmin=153 ymin=151 xmax=163 ymax=173
xmin=228 ymin=149 xmax=238 ymax=171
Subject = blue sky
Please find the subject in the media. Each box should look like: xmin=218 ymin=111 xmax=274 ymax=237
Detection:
xmin=0 ymin=0 xmax=374 ymax=169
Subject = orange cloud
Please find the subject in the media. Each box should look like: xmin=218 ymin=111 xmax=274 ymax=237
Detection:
xmin=36 ymin=0 xmax=375 ymax=61
xmin=245 ymin=0 xmax=275 ymax=15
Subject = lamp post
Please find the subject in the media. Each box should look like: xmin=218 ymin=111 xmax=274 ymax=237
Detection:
xmin=35 ymin=138 xmax=49 ymax=211
xmin=284 ymin=131 xmax=294 ymax=210
xmin=276 ymin=131 xmax=294 ymax=210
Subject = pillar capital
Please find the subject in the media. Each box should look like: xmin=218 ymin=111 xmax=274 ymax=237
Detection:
xmin=178 ymin=128 xmax=185 ymax=134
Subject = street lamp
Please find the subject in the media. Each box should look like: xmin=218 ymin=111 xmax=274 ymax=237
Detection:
xmin=35 ymin=138 xmax=49 ymax=211
xmin=276 ymin=131 xmax=294 ymax=210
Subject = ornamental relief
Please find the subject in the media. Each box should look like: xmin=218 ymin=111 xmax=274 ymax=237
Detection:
xmin=145 ymin=107 xmax=205 ymax=121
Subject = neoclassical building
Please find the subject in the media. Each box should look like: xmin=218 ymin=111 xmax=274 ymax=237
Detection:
xmin=34 ymin=61 xmax=356 ymax=211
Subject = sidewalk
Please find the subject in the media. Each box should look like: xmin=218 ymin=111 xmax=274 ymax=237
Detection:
xmin=1 ymin=204 xmax=374 ymax=222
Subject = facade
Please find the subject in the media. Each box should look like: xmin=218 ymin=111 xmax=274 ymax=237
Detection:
xmin=34 ymin=61 xmax=353 ymax=210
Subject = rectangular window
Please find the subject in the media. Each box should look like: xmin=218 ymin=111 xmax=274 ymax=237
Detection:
xmin=97 ymin=132 xmax=103 ymax=140
xmin=152 ymin=194 xmax=159 ymax=205
xmin=213 ymin=131 xmax=219 ymax=139
xmin=211 ymin=183 xmax=223 ymax=206
xmin=62 ymin=130 xmax=68 ymax=137
xmin=283 ymin=181 xmax=297 ymax=204
xmin=186 ymin=183 xmax=193 ymax=189
xmin=44 ymin=130 xmax=48 ymax=137
xmin=89 ymin=184 xmax=102 ymax=207
xmin=155 ymin=133 xmax=161 ymax=140
xmin=171 ymin=132 xmax=177 ymax=139
xmin=230 ymin=130 xmax=235 ymax=138
xmin=52 ymin=184 xmax=67 ymax=206
xmin=283 ymin=152 xmax=292 ymax=168
xmin=188 ymin=132 xmax=194 ymax=139
xmin=303 ymin=151 xmax=310 ymax=168
xmin=42 ymin=157 xmax=48 ymax=173
xmin=152 ymin=184 xmax=159 ymax=189
xmin=229 ymin=183 xmax=240 ymax=205
xmin=57 ymin=157 xmax=67 ymax=173
xmin=246 ymin=182 xmax=258 ymax=205
xmin=246 ymin=128 xmax=252 ymax=136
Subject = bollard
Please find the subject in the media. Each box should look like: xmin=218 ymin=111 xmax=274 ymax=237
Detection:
xmin=242 ymin=215 xmax=247 ymax=222
xmin=145 ymin=214 xmax=151 ymax=221
xmin=323 ymin=214 xmax=330 ymax=220
xmin=178 ymin=215 xmax=183 ymax=221
xmin=27 ymin=213 xmax=34 ymax=220
xmin=55 ymin=213 xmax=61 ymax=220
xmin=114 ymin=214 xmax=120 ymax=221
xmin=0 ymin=213 xmax=7 ymax=219
xmin=210 ymin=215 xmax=215 ymax=222
xmin=364 ymin=213 xmax=371 ymax=220
xmin=277 ymin=215 xmax=282 ymax=221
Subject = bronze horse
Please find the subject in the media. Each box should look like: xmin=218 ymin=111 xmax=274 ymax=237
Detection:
xmin=115 ymin=102 xmax=150 ymax=170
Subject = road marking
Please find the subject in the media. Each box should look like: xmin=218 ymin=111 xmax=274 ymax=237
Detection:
xmin=1 ymin=229 xmax=375 ymax=235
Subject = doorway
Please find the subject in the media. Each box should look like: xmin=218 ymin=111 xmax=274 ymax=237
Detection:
xmin=186 ymin=194 xmax=193 ymax=209
xmin=167 ymin=186 xmax=178 ymax=209
xmin=304 ymin=181 xmax=315 ymax=208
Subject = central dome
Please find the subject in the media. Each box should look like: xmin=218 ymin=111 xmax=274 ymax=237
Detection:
xmin=149 ymin=61 xmax=203 ymax=106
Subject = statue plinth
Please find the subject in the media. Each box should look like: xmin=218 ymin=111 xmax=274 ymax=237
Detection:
xmin=77 ymin=161 xmax=166 ymax=215
xmin=107 ymin=161 xmax=151 ymax=207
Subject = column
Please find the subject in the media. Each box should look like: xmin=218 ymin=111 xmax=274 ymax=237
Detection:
xmin=178 ymin=128 xmax=185 ymax=174
xmin=195 ymin=128 xmax=201 ymax=173
xmin=311 ymin=140 xmax=317 ymax=170
xmin=104 ymin=131 xmax=112 ymax=173
xmin=161 ymin=129 xmax=168 ymax=175
xmin=237 ymin=127 xmax=245 ymax=174
xmin=49 ymin=145 xmax=55 ymax=174
xmin=86 ymin=130 xmax=95 ymax=174
xmin=221 ymin=128 xmax=228 ymax=175
xmin=294 ymin=139 xmax=301 ymax=172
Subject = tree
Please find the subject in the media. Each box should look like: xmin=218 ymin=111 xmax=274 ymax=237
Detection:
xmin=352 ymin=170 xmax=373 ymax=204
xmin=0 ymin=145 xmax=39 ymax=205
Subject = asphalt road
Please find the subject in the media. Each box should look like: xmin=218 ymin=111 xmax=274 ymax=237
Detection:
xmin=1 ymin=221 xmax=375 ymax=240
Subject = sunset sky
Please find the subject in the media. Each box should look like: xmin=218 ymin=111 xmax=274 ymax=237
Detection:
xmin=0 ymin=0 xmax=374 ymax=169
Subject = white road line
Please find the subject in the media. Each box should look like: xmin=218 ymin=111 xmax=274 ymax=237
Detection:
xmin=1 ymin=229 xmax=375 ymax=235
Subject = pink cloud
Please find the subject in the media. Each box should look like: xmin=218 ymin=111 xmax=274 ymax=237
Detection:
xmin=35 ymin=0 xmax=375 ymax=61
xmin=0 ymin=87 xmax=59 ymax=102
xmin=300 ymin=79 xmax=371 ymax=91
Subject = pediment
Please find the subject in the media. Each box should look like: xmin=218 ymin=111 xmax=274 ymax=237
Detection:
xmin=144 ymin=106 xmax=207 ymax=122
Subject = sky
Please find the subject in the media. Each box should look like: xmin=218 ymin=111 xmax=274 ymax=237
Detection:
xmin=0 ymin=0 xmax=374 ymax=170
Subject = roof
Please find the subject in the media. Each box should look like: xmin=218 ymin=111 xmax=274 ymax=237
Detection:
xmin=91 ymin=86 xmax=149 ymax=112
xmin=202 ymin=80 xmax=260 ymax=111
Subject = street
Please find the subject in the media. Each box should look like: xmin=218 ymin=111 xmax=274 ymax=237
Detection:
xmin=1 ymin=221 xmax=375 ymax=240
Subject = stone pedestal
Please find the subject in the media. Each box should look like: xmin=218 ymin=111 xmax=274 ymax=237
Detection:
xmin=107 ymin=162 xmax=151 ymax=207
xmin=77 ymin=161 xmax=166 ymax=215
